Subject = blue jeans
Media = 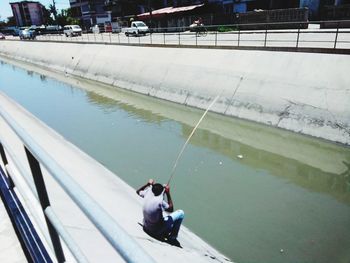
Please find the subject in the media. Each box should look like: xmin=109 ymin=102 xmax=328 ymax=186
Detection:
xmin=144 ymin=210 xmax=184 ymax=240
xmin=163 ymin=210 xmax=185 ymax=240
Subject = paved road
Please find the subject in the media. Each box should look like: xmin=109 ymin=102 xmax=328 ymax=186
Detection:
xmin=6 ymin=28 xmax=350 ymax=49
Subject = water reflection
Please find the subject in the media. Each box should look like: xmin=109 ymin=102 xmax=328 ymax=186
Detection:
xmin=188 ymin=126 xmax=350 ymax=202
xmin=86 ymin=92 xmax=168 ymax=123
xmin=1 ymin=59 xmax=350 ymax=263
xmin=341 ymin=161 xmax=350 ymax=193
xmin=26 ymin=70 xmax=34 ymax=77
xmin=86 ymin=90 xmax=350 ymax=204
xmin=40 ymin=74 xmax=47 ymax=82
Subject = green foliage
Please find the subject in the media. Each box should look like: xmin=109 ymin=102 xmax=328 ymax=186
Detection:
xmin=43 ymin=6 xmax=54 ymax=25
xmin=217 ymin=26 xmax=237 ymax=32
xmin=66 ymin=17 xmax=80 ymax=25
xmin=55 ymin=8 xmax=81 ymax=26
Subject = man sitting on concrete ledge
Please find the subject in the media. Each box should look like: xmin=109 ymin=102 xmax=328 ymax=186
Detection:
xmin=136 ymin=179 xmax=184 ymax=247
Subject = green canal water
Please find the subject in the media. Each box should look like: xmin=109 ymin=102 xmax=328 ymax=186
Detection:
xmin=0 ymin=60 xmax=350 ymax=263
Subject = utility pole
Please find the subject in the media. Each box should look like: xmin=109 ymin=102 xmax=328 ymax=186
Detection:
xmin=148 ymin=0 xmax=152 ymax=29
xmin=52 ymin=0 xmax=57 ymax=21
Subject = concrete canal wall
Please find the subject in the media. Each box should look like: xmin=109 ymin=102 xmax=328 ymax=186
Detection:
xmin=0 ymin=41 xmax=349 ymax=145
xmin=0 ymin=92 xmax=231 ymax=262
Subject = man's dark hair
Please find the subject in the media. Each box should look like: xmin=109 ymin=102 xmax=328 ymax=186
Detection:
xmin=152 ymin=183 xmax=164 ymax=196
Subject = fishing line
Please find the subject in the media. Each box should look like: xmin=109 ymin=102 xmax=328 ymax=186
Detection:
xmin=167 ymin=94 xmax=221 ymax=185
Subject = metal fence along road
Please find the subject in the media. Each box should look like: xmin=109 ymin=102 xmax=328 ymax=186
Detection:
xmin=6 ymin=21 xmax=350 ymax=52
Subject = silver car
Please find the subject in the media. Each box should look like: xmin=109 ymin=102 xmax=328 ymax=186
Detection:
xmin=19 ymin=29 xmax=36 ymax=40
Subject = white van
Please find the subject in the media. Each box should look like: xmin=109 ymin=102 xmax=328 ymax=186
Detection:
xmin=63 ymin=25 xmax=82 ymax=37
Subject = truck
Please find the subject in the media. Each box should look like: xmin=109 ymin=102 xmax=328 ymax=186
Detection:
xmin=123 ymin=21 xmax=149 ymax=36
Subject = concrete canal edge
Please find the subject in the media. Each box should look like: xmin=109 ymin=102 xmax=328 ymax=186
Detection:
xmin=0 ymin=91 xmax=233 ymax=262
xmin=0 ymin=40 xmax=349 ymax=145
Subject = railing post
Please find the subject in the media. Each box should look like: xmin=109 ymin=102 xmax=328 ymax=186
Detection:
xmin=150 ymin=32 xmax=152 ymax=44
xmin=0 ymin=142 xmax=8 ymax=167
xmin=334 ymin=22 xmax=339 ymax=49
xmin=178 ymin=32 xmax=180 ymax=45
xmin=24 ymin=147 xmax=65 ymax=263
xmin=109 ymin=32 xmax=111 ymax=43
xmin=264 ymin=24 xmax=268 ymax=47
xmin=0 ymin=142 xmax=14 ymax=188
xmin=163 ymin=32 xmax=166 ymax=45
xmin=215 ymin=31 xmax=217 ymax=46
xmin=118 ymin=33 xmax=120 ymax=44
xmin=237 ymin=25 xmax=240 ymax=47
xmin=296 ymin=24 xmax=301 ymax=48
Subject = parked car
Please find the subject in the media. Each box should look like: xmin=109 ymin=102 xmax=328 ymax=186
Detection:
xmin=44 ymin=25 xmax=63 ymax=35
xmin=123 ymin=21 xmax=149 ymax=36
xmin=63 ymin=25 xmax=82 ymax=37
xmin=12 ymin=28 xmax=21 ymax=36
xmin=0 ymin=33 xmax=5 ymax=40
xmin=29 ymin=25 xmax=45 ymax=35
xmin=1 ymin=27 xmax=20 ymax=36
xmin=111 ymin=22 xmax=122 ymax=33
xmin=19 ymin=29 xmax=36 ymax=40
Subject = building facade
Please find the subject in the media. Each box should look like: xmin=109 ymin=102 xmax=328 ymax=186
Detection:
xmin=69 ymin=0 xmax=349 ymax=29
xmin=69 ymin=0 xmax=111 ymax=29
xmin=10 ymin=1 xmax=46 ymax=27
xmin=197 ymin=0 xmax=348 ymax=18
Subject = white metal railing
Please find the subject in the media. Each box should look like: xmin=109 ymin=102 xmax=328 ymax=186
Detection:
xmin=0 ymin=92 xmax=155 ymax=263
xmin=8 ymin=20 xmax=350 ymax=52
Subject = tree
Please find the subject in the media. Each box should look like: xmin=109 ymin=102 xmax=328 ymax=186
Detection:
xmin=49 ymin=4 xmax=58 ymax=21
xmin=43 ymin=6 xmax=54 ymax=24
xmin=55 ymin=8 xmax=80 ymax=26
xmin=0 ymin=15 xmax=16 ymax=27
xmin=6 ymin=16 xmax=16 ymax=27
xmin=0 ymin=19 xmax=5 ymax=28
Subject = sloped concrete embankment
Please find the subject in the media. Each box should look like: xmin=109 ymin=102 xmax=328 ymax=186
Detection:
xmin=0 ymin=41 xmax=349 ymax=145
xmin=0 ymin=92 xmax=231 ymax=262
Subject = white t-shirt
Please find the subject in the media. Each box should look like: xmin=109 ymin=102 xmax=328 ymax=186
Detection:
xmin=139 ymin=186 xmax=169 ymax=232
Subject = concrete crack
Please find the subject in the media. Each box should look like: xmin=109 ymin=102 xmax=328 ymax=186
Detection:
xmin=334 ymin=122 xmax=350 ymax=136
xmin=284 ymin=98 xmax=350 ymax=136
xmin=276 ymin=104 xmax=292 ymax=126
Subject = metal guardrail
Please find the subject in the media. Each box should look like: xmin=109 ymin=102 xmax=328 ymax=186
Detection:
xmin=0 ymin=93 xmax=155 ymax=263
xmin=10 ymin=19 xmax=350 ymax=52
xmin=0 ymin=165 xmax=53 ymax=263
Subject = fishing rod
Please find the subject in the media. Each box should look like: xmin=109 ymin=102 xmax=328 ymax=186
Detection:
xmin=167 ymin=94 xmax=221 ymax=185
